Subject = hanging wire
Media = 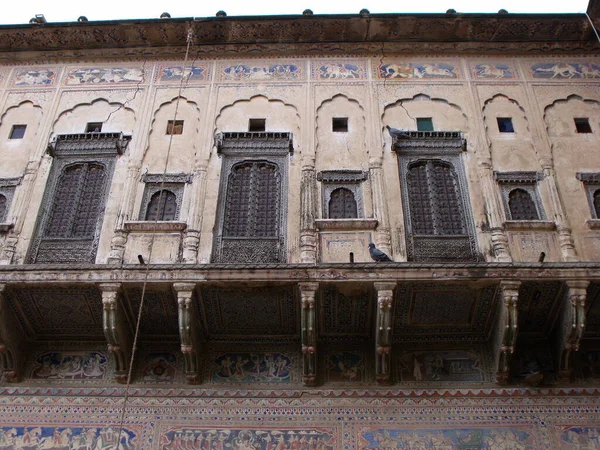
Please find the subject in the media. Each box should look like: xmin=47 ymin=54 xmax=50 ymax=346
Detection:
xmin=584 ymin=12 xmax=600 ymax=44
xmin=113 ymin=27 xmax=196 ymax=449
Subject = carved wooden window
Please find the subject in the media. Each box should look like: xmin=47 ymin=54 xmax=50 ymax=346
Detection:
xmin=594 ymin=189 xmax=600 ymax=218
xmin=223 ymin=161 xmax=280 ymax=237
xmin=45 ymin=163 xmax=106 ymax=238
xmin=145 ymin=190 xmax=177 ymax=221
xmin=508 ymin=188 xmax=539 ymax=220
xmin=407 ymin=161 xmax=465 ymax=235
xmin=0 ymin=194 xmax=6 ymax=222
xmin=328 ymin=187 xmax=358 ymax=219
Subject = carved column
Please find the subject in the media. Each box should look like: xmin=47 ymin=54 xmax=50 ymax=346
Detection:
xmin=492 ymin=281 xmax=521 ymax=384
xmin=174 ymin=282 xmax=202 ymax=383
xmin=300 ymin=158 xmax=318 ymax=264
xmin=556 ymin=280 xmax=589 ymax=382
xmin=182 ymin=159 xmax=209 ymax=263
xmin=541 ymin=163 xmax=577 ymax=261
xmin=100 ymin=283 xmax=131 ymax=383
xmin=479 ymin=159 xmax=511 ymax=262
xmin=374 ymin=282 xmax=396 ymax=384
xmin=369 ymin=157 xmax=392 ymax=257
xmin=0 ymin=284 xmax=25 ymax=382
xmin=299 ymin=282 xmax=319 ymax=386
xmin=107 ymin=163 xmax=140 ymax=264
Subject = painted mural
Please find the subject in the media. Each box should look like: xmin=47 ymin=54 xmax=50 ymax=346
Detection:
xmin=379 ymin=63 xmax=458 ymax=79
xmin=160 ymin=428 xmax=336 ymax=450
xmin=531 ymin=62 xmax=600 ymax=79
xmin=31 ymin=351 xmax=108 ymax=380
xmin=557 ymin=426 xmax=600 ymax=449
xmin=326 ymin=351 xmax=365 ymax=383
xmin=141 ymin=352 xmax=178 ymax=383
xmin=13 ymin=69 xmax=56 ymax=86
xmin=397 ymin=350 xmax=485 ymax=383
xmin=358 ymin=427 xmax=536 ymax=449
xmin=221 ymin=64 xmax=301 ymax=81
xmin=472 ymin=63 xmax=514 ymax=79
xmin=66 ymin=67 xmax=145 ymax=84
xmin=316 ymin=62 xmax=364 ymax=80
xmin=212 ymin=352 xmax=292 ymax=383
xmin=157 ymin=65 xmax=207 ymax=82
xmin=0 ymin=426 xmax=138 ymax=449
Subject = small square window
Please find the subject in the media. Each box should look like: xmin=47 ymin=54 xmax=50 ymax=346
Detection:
xmin=9 ymin=125 xmax=26 ymax=139
xmin=248 ymin=119 xmax=266 ymax=132
xmin=166 ymin=120 xmax=184 ymax=135
xmin=86 ymin=122 xmax=103 ymax=133
xmin=497 ymin=117 xmax=514 ymax=133
xmin=416 ymin=118 xmax=434 ymax=131
xmin=332 ymin=117 xmax=348 ymax=133
xmin=575 ymin=118 xmax=592 ymax=134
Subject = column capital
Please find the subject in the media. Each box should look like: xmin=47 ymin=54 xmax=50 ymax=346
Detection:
xmin=374 ymin=282 xmax=396 ymax=292
xmin=173 ymin=282 xmax=197 ymax=293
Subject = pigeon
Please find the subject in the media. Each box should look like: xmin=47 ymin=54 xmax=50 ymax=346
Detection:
xmin=368 ymin=243 xmax=392 ymax=262
xmin=386 ymin=125 xmax=411 ymax=139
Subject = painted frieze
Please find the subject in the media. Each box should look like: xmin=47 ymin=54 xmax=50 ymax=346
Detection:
xmin=471 ymin=63 xmax=515 ymax=79
xmin=12 ymin=68 xmax=57 ymax=86
xmin=530 ymin=62 xmax=600 ymax=79
xmin=66 ymin=67 xmax=145 ymax=85
xmin=0 ymin=426 xmax=138 ymax=449
xmin=378 ymin=62 xmax=460 ymax=79
xmin=325 ymin=350 xmax=366 ymax=383
xmin=211 ymin=352 xmax=293 ymax=383
xmin=156 ymin=64 xmax=210 ymax=83
xmin=313 ymin=61 xmax=366 ymax=80
xmin=396 ymin=349 xmax=487 ymax=383
xmin=219 ymin=62 xmax=302 ymax=81
xmin=30 ymin=351 xmax=108 ymax=381
xmin=141 ymin=351 xmax=179 ymax=383
xmin=556 ymin=426 xmax=600 ymax=448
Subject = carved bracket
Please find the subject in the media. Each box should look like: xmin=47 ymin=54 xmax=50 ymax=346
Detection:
xmin=374 ymin=282 xmax=396 ymax=384
xmin=0 ymin=284 xmax=26 ymax=382
xmin=100 ymin=283 xmax=131 ymax=383
xmin=174 ymin=282 xmax=202 ymax=384
xmin=493 ymin=281 xmax=521 ymax=384
xmin=299 ymin=282 xmax=319 ymax=386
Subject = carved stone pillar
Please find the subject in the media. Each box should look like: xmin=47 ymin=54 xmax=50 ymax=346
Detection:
xmin=174 ymin=282 xmax=202 ymax=383
xmin=107 ymin=164 xmax=141 ymax=264
xmin=369 ymin=157 xmax=392 ymax=257
xmin=0 ymin=284 xmax=25 ymax=382
xmin=541 ymin=164 xmax=577 ymax=261
xmin=0 ymin=236 xmax=19 ymax=265
xmin=479 ymin=159 xmax=512 ymax=262
xmin=299 ymin=282 xmax=319 ymax=385
xmin=374 ymin=282 xmax=396 ymax=384
xmin=182 ymin=159 xmax=209 ymax=263
xmin=556 ymin=280 xmax=589 ymax=381
xmin=100 ymin=283 xmax=131 ymax=383
xmin=492 ymin=281 xmax=521 ymax=384
xmin=300 ymin=158 xmax=318 ymax=264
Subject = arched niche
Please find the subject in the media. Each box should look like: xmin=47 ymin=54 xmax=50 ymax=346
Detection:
xmin=52 ymin=98 xmax=135 ymax=136
xmin=544 ymin=95 xmax=600 ymax=137
xmin=0 ymin=101 xmax=43 ymax=177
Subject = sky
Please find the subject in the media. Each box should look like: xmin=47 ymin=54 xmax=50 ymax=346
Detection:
xmin=0 ymin=0 xmax=591 ymax=25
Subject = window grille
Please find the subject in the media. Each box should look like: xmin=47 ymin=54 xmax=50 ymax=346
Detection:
xmin=328 ymin=187 xmax=358 ymax=219
xmin=594 ymin=189 xmax=600 ymax=218
xmin=508 ymin=188 xmax=539 ymax=220
xmin=0 ymin=194 xmax=6 ymax=222
xmin=145 ymin=190 xmax=178 ymax=221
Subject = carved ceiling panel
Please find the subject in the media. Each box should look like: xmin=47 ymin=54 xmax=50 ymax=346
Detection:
xmin=393 ymin=283 xmax=498 ymax=343
xmin=319 ymin=284 xmax=373 ymax=341
xmin=198 ymin=285 xmax=297 ymax=341
xmin=517 ymin=281 xmax=563 ymax=336
xmin=123 ymin=287 xmax=179 ymax=342
xmin=5 ymin=285 xmax=103 ymax=341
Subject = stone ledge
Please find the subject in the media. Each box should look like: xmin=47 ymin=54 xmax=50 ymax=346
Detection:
xmin=586 ymin=219 xmax=600 ymax=229
xmin=124 ymin=221 xmax=187 ymax=232
xmin=315 ymin=219 xmax=378 ymax=230
xmin=0 ymin=223 xmax=14 ymax=232
xmin=503 ymin=220 xmax=556 ymax=231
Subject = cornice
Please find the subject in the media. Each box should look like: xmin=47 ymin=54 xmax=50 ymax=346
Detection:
xmin=0 ymin=13 xmax=598 ymax=60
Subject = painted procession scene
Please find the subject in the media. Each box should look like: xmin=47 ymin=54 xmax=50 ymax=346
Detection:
xmin=212 ymin=352 xmax=293 ymax=383
xmin=66 ymin=67 xmax=145 ymax=84
xmin=317 ymin=63 xmax=364 ymax=79
xmin=31 ymin=351 xmax=108 ymax=380
xmin=221 ymin=64 xmax=301 ymax=81
xmin=530 ymin=62 xmax=600 ymax=79
xmin=160 ymin=428 xmax=335 ymax=450
xmin=558 ymin=426 xmax=600 ymax=449
xmin=13 ymin=69 xmax=56 ymax=86
xmin=158 ymin=65 xmax=207 ymax=82
xmin=379 ymin=63 xmax=458 ymax=79
xmin=326 ymin=351 xmax=365 ymax=383
xmin=0 ymin=426 xmax=138 ymax=450
xmin=359 ymin=427 xmax=536 ymax=449
xmin=472 ymin=64 xmax=514 ymax=79
xmin=397 ymin=350 xmax=485 ymax=383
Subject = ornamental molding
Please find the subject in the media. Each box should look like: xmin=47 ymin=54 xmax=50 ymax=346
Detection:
xmin=503 ymin=220 xmax=557 ymax=231
xmin=494 ymin=171 xmax=544 ymax=184
xmin=141 ymin=173 xmax=192 ymax=184
xmin=577 ymin=172 xmax=600 ymax=184
xmin=389 ymin=129 xmax=466 ymax=155
xmin=317 ymin=170 xmax=368 ymax=183
xmin=215 ymin=132 xmax=293 ymax=156
xmin=123 ymin=221 xmax=187 ymax=232
xmin=315 ymin=218 xmax=378 ymax=230
xmin=0 ymin=177 xmax=22 ymax=187
xmin=47 ymin=132 xmax=132 ymax=157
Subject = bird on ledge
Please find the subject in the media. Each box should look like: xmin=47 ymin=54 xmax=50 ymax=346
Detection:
xmin=368 ymin=243 xmax=392 ymax=262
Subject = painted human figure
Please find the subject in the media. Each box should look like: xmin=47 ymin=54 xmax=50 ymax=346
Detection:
xmin=413 ymin=356 xmax=423 ymax=381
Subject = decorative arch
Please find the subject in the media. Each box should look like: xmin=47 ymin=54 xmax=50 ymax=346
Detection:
xmin=51 ymin=98 xmax=136 ymax=136
xmin=315 ymin=93 xmax=366 ymax=152
xmin=543 ymin=94 xmax=600 ymax=136
xmin=482 ymin=94 xmax=531 ymax=137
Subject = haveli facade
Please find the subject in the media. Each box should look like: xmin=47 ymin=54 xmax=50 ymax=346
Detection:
xmin=0 ymin=2 xmax=600 ymax=449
